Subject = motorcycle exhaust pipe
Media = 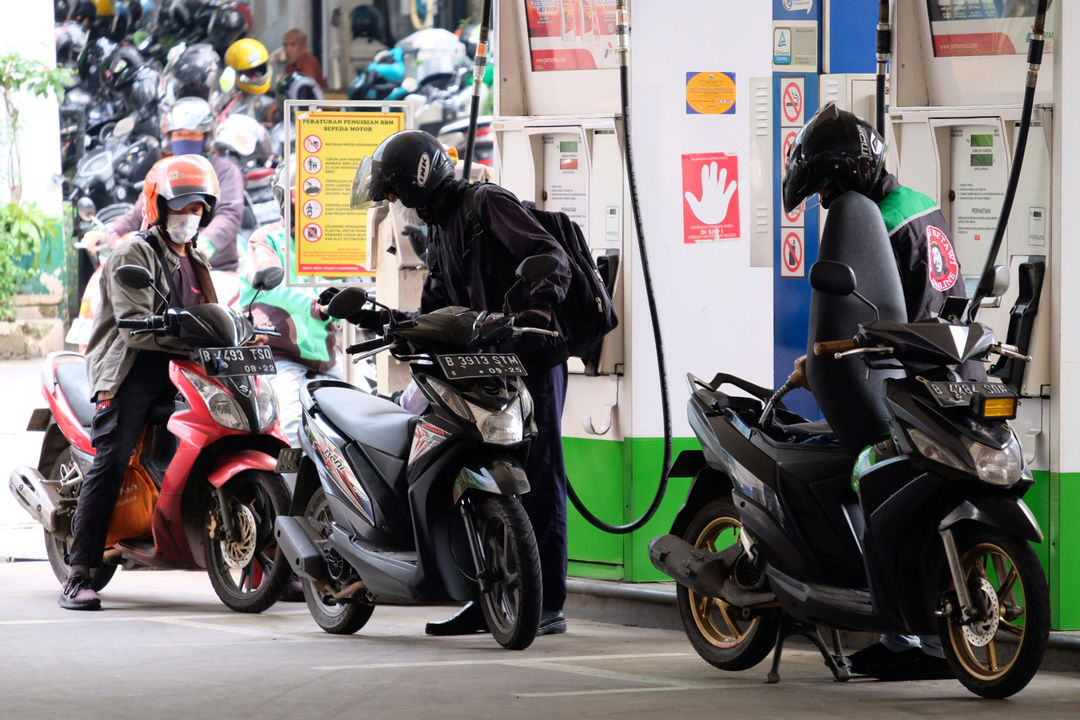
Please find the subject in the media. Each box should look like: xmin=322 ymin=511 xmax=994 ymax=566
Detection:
xmin=648 ymin=534 xmax=738 ymax=598
xmin=8 ymin=466 xmax=73 ymax=537
xmin=274 ymin=515 xmax=329 ymax=582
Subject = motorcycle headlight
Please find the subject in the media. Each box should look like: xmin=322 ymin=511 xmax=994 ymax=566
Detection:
xmin=182 ymin=369 xmax=249 ymax=431
xmin=426 ymin=377 xmax=474 ymax=422
xmin=472 ymin=398 xmax=524 ymax=445
xmin=964 ymin=434 xmax=1023 ymax=487
xmin=907 ymin=427 xmax=968 ymax=473
xmin=255 ymin=376 xmax=278 ymax=432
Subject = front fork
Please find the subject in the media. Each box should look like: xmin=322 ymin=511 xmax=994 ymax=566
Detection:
xmin=458 ymin=496 xmax=492 ymax=593
xmin=211 ymin=484 xmax=239 ymax=541
xmin=940 ymin=527 xmax=982 ymax=623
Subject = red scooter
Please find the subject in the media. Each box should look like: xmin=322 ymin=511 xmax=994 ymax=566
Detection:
xmin=9 ymin=265 xmax=293 ymax=613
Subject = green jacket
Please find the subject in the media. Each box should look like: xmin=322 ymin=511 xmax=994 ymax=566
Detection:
xmin=86 ymin=228 xmax=217 ymax=400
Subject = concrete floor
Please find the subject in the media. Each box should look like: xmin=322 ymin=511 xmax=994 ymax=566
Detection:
xmin=3 ymin=560 xmax=1080 ymax=720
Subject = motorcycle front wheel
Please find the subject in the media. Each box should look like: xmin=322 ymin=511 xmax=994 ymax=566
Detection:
xmin=204 ymin=470 xmax=291 ymax=613
xmin=469 ymin=495 xmax=542 ymax=650
xmin=676 ymin=498 xmax=780 ymax=671
xmin=938 ymin=527 xmax=1049 ymax=699
xmin=301 ymin=487 xmax=375 ymax=635
xmin=43 ymin=446 xmax=117 ymax=591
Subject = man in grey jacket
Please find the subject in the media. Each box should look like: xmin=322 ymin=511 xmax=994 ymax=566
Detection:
xmin=60 ymin=155 xmax=220 ymax=610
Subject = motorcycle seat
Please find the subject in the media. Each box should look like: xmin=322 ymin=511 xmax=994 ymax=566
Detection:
xmin=55 ymin=359 xmax=95 ymax=428
xmin=313 ymin=385 xmax=416 ymax=458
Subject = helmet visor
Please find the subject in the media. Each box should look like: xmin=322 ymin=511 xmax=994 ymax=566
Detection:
xmin=166 ymin=192 xmax=213 ymax=212
xmin=350 ymin=156 xmax=386 ymax=210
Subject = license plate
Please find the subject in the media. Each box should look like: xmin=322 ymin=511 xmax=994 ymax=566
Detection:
xmin=198 ymin=346 xmax=277 ymax=377
xmin=436 ymin=353 xmax=527 ymax=379
xmin=924 ymin=380 xmax=1015 ymax=408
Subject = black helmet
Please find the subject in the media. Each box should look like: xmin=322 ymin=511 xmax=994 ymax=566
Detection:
xmin=275 ymin=71 xmax=323 ymax=102
xmin=350 ymin=5 xmax=384 ymax=41
xmin=69 ymin=0 xmax=97 ymax=25
xmin=351 ymin=130 xmax=454 ymax=211
xmin=77 ymin=36 xmax=117 ymax=93
xmin=207 ymin=3 xmax=247 ymax=55
xmin=781 ymin=101 xmax=886 ymax=213
xmin=161 ymin=42 xmax=223 ymax=109
xmin=55 ymin=0 xmax=72 ymax=21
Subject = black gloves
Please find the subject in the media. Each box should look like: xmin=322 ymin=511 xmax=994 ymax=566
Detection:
xmin=347 ymin=308 xmax=391 ymax=331
xmin=517 ymin=308 xmax=552 ymax=329
xmin=317 ymin=286 xmax=342 ymax=306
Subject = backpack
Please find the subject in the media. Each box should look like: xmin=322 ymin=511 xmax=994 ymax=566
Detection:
xmin=462 ymin=185 xmax=619 ymax=367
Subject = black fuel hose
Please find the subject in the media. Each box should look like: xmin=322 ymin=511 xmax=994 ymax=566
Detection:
xmin=565 ymin=0 xmax=671 ymax=534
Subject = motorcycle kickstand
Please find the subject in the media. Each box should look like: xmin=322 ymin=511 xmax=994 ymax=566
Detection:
xmin=765 ymin=616 xmax=852 ymax=684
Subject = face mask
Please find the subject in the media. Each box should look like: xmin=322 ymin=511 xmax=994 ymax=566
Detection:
xmin=165 ymin=213 xmax=201 ymax=245
xmin=171 ymin=138 xmax=205 ymax=155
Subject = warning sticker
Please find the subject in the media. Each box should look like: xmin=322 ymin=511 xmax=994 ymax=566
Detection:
xmin=781 ymin=228 xmax=805 ymax=278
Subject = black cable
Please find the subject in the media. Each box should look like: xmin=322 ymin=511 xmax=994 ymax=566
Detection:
xmin=566 ymin=2 xmax=670 ymax=534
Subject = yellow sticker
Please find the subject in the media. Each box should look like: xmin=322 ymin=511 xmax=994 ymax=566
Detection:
xmin=685 ymin=72 xmax=736 ymax=115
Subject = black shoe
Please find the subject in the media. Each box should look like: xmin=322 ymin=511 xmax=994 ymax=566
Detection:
xmin=281 ymin=575 xmax=305 ymax=603
xmin=537 ymin=609 xmax=566 ymax=636
xmin=848 ymin=644 xmax=953 ymax=681
xmin=425 ymin=602 xmax=489 ymax=636
xmin=58 ymin=573 xmax=101 ymax=611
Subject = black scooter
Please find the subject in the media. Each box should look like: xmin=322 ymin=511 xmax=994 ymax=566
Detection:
xmin=650 ymin=192 xmax=1049 ymax=699
xmin=274 ymin=255 xmax=562 ymax=650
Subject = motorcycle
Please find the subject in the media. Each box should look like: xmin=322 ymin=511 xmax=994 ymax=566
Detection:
xmin=649 ymin=191 xmax=1049 ymax=699
xmin=9 ymin=264 xmax=294 ymax=613
xmin=274 ymin=255 xmax=562 ymax=649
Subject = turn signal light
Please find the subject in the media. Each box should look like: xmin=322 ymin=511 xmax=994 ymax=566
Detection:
xmin=973 ymin=396 xmax=1017 ymax=420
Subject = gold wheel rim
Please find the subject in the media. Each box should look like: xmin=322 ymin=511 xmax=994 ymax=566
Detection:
xmin=946 ymin=541 xmax=1027 ymax=680
xmin=687 ymin=515 xmax=757 ymax=648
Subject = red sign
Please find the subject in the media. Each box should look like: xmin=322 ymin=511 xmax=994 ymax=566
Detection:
xmin=682 ymin=153 xmax=740 ymax=243
xmin=782 ymin=80 xmax=803 ymax=125
xmin=781 ymin=229 xmax=804 ymax=278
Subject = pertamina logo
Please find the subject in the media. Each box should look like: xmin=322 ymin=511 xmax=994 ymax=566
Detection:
xmin=927 ymin=225 xmax=959 ymax=292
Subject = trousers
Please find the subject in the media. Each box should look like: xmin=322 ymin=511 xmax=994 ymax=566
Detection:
xmin=520 ymin=362 xmax=569 ymax=613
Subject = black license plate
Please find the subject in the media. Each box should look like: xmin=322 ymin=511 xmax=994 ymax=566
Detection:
xmin=924 ymin=380 xmax=1015 ymax=408
xmin=198 ymin=346 xmax=277 ymax=377
xmin=436 ymin=353 xmax=527 ymax=379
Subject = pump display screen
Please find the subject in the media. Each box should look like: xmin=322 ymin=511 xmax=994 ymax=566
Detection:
xmin=926 ymin=1 xmax=1046 ymax=57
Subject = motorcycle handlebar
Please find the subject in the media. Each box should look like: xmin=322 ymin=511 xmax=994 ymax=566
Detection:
xmin=346 ymin=336 xmax=392 ymax=354
xmin=813 ymin=339 xmax=858 ymax=356
xmin=117 ymin=316 xmax=162 ymax=330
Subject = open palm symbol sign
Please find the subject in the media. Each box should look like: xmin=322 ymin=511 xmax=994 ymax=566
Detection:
xmin=685 ymin=162 xmax=737 ymax=225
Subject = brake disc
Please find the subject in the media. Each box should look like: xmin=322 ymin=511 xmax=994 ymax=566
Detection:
xmin=218 ymin=503 xmax=257 ymax=570
xmin=962 ymin=576 xmax=1001 ymax=647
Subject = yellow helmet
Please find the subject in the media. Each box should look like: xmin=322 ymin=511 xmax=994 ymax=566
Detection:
xmin=92 ymin=0 xmax=114 ymax=17
xmin=225 ymin=38 xmax=272 ymax=95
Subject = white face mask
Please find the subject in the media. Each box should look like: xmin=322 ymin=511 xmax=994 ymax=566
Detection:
xmin=165 ymin=213 xmax=201 ymax=245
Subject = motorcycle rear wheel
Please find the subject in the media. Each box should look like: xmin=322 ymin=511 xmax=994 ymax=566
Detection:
xmin=676 ymin=498 xmax=780 ymax=671
xmin=43 ymin=447 xmax=117 ymax=591
xmin=301 ymin=487 xmax=375 ymax=635
xmin=470 ymin=495 xmax=542 ymax=650
xmin=204 ymin=470 xmax=291 ymax=613
xmin=938 ymin=528 xmax=1049 ymax=699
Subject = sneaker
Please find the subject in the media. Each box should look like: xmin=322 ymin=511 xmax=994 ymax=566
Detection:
xmin=58 ymin=573 xmax=101 ymax=611
xmin=425 ymin=601 xmax=489 ymax=636
xmin=537 ymin=609 xmax=567 ymax=636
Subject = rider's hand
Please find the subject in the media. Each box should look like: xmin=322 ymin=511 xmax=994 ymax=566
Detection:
xmin=250 ymin=334 xmax=270 ymax=346
xmin=81 ymin=230 xmax=110 ymax=261
xmin=317 ymin=286 xmax=342 ymax=306
xmin=347 ymin=308 xmax=390 ymax=331
xmin=517 ymin=308 xmax=552 ymax=329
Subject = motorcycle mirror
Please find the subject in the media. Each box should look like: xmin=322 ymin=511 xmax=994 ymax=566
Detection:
xmin=252 ymin=266 xmax=284 ymax=292
xmin=515 ymin=254 xmax=560 ymax=283
xmin=809 ymin=260 xmax=856 ymax=296
xmin=76 ymin=196 xmax=97 ymax=222
xmin=982 ymin=264 xmax=1010 ymax=299
xmin=327 ymin=286 xmax=370 ymax=319
xmin=116 ymin=264 xmax=155 ymax=289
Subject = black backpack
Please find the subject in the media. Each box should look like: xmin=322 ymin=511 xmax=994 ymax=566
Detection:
xmin=462 ymin=185 xmax=619 ymax=368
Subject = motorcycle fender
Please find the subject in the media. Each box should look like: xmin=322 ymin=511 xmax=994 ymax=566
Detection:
xmin=938 ymin=496 xmax=1043 ymax=544
xmin=206 ymin=450 xmax=279 ymax=489
xmin=452 ymin=458 xmax=529 ymax=504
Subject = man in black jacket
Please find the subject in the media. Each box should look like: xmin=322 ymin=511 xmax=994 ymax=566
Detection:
xmin=351 ymin=130 xmax=573 ymax=636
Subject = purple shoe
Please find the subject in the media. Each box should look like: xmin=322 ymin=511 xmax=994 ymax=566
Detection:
xmin=58 ymin=573 xmax=101 ymax=610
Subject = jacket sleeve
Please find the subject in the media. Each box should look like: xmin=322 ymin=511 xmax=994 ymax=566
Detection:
xmin=478 ymin=186 xmax=570 ymax=312
xmin=420 ymin=226 xmax=453 ymax=313
xmin=104 ymin=241 xmax=188 ymax=353
xmin=201 ymin=155 xmax=245 ymax=269
xmin=105 ymin=195 xmax=145 ymax=240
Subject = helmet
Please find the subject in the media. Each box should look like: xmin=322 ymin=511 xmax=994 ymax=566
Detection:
xmin=115 ymin=63 xmax=160 ymax=110
xmin=225 ymin=38 xmax=271 ymax=95
xmin=351 ymin=130 xmax=455 ymax=211
xmin=160 ymin=96 xmax=215 ymax=153
xmin=89 ymin=0 xmax=116 ymax=38
xmin=207 ymin=4 xmax=248 ymax=55
xmin=55 ymin=22 xmax=90 ymax=68
xmin=160 ymin=42 xmax=223 ymax=110
xmin=214 ymin=112 xmax=271 ymax=164
xmin=782 ymin=101 xmax=887 ymax=213
xmin=141 ymin=154 xmax=220 ymax=229
xmin=77 ymin=36 xmax=117 ymax=93
xmin=350 ymin=5 xmax=385 ymax=41
xmin=107 ymin=0 xmax=138 ymax=41
xmin=168 ymin=0 xmax=205 ymax=34
xmin=55 ymin=0 xmax=72 ymax=22
xmin=275 ymin=72 xmax=323 ymax=102
xmin=68 ymin=0 xmax=97 ymax=24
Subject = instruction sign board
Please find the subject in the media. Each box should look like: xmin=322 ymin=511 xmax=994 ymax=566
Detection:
xmin=771 ymin=20 xmax=818 ymax=73
xmin=524 ymin=0 xmax=619 ymax=71
xmin=682 ymin=153 xmax=740 ymax=243
xmin=294 ymin=111 xmax=404 ymax=276
xmin=685 ymin=72 xmax=736 ymax=115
